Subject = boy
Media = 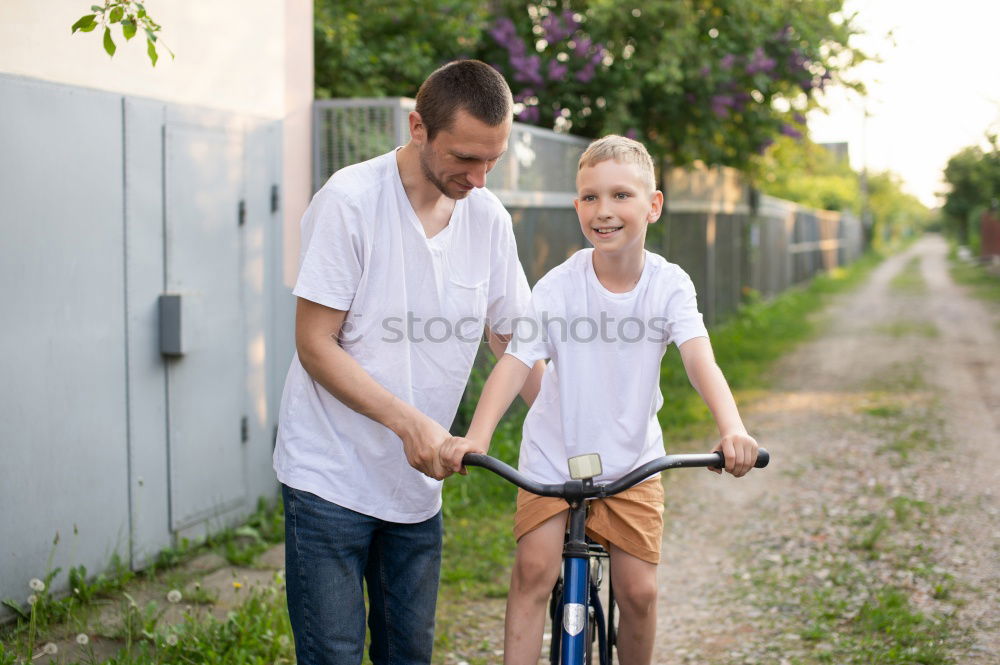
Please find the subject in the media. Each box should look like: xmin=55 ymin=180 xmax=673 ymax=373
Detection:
xmin=440 ymin=135 xmax=758 ymax=665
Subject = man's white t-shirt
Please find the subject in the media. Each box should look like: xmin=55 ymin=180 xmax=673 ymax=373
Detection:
xmin=274 ymin=149 xmax=530 ymax=523
xmin=506 ymin=249 xmax=708 ymax=484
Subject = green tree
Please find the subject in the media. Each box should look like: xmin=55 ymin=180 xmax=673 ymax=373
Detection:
xmin=314 ymin=1 xmax=488 ymax=98
xmin=312 ymin=0 xmax=865 ymax=171
xmin=757 ymin=136 xmax=859 ymax=212
xmin=480 ymin=0 xmax=866 ymax=170
xmin=942 ymin=137 xmax=1000 ymax=245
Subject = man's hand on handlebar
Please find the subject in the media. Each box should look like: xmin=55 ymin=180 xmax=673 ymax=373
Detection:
xmin=440 ymin=436 xmax=489 ymax=475
xmin=397 ymin=413 xmax=453 ymax=480
xmin=710 ymin=432 xmax=759 ymax=477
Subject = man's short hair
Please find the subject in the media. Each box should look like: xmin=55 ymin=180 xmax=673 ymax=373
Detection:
xmin=415 ymin=60 xmax=513 ymax=141
xmin=578 ymin=135 xmax=657 ymax=192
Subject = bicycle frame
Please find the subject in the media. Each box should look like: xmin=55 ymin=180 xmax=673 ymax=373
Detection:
xmin=559 ymin=494 xmax=593 ymax=663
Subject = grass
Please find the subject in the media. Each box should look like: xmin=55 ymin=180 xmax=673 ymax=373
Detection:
xmin=875 ymin=319 xmax=939 ymax=338
xmin=950 ymin=254 xmax=1000 ymax=305
xmin=0 ymin=498 xmax=289 ymax=664
xmin=889 ymin=256 xmax=927 ymax=294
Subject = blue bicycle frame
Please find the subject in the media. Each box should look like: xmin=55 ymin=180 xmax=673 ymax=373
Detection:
xmin=462 ymin=448 xmax=770 ymax=665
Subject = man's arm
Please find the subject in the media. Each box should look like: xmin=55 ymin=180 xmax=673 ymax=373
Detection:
xmin=678 ymin=336 xmax=758 ymax=477
xmin=439 ymin=354 xmax=532 ymax=473
xmin=295 ymin=297 xmax=451 ymax=480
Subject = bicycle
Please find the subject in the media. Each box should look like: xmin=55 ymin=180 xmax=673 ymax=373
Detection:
xmin=462 ymin=448 xmax=770 ymax=665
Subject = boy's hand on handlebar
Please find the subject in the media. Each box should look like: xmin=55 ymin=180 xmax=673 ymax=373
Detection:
xmin=709 ymin=432 xmax=759 ymax=477
xmin=439 ymin=436 xmax=488 ymax=475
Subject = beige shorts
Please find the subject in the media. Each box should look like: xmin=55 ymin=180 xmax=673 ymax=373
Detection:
xmin=512 ymin=476 xmax=665 ymax=565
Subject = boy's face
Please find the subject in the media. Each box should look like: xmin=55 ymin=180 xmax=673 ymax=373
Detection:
xmin=574 ymin=159 xmax=663 ymax=256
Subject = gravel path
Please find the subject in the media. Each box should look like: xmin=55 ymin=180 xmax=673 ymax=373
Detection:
xmin=653 ymin=235 xmax=1000 ymax=664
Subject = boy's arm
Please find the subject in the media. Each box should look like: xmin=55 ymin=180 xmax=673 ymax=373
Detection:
xmin=678 ymin=336 xmax=759 ymax=477
xmin=440 ymin=354 xmax=533 ymax=473
xmin=487 ymin=328 xmax=545 ymax=406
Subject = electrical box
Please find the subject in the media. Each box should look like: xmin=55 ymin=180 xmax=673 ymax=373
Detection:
xmin=159 ymin=294 xmax=185 ymax=356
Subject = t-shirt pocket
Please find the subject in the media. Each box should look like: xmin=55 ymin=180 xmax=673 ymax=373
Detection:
xmin=445 ymin=277 xmax=488 ymax=344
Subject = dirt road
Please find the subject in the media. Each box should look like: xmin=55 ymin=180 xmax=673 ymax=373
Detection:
xmin=654 ymin=235 xmax=1000 ymax=663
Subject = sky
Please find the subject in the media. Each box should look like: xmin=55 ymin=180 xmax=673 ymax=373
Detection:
xmin=807 ymin=0 xmax=1000 ymax=208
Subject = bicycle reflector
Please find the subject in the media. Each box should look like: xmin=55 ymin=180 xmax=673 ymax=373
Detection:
xmin=567 ymin=453 xmax=603 ymax=480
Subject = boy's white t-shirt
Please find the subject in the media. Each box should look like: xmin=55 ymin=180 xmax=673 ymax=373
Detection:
xmin=273 ymin=149 xmax=530 ymax=523
xmin=507 ymin=249 xmax=708 ymax=484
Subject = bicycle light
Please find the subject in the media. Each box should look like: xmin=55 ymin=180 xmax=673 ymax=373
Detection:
xmin=568 ymin=454 xmax=603 ymax=480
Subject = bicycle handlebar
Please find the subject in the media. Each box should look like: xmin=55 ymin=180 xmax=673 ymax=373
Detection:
xmin=461 ymin=449 xmax=769 ymax=502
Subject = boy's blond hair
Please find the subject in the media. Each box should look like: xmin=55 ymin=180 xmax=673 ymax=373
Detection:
xmin=578 ymin=135 xmax=657 ymax=192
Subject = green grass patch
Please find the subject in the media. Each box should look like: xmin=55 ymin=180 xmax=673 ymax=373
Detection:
xmin=950 ymin=251 xmax=1000 ymax=305
xmin=875 ymin=319 xmax=939 ymax=338
xmin=889 ymin=257 xmax=927 ymax=294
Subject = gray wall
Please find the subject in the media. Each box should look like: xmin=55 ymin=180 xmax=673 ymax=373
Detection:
xmin=0 ymin=74 xmax=293 ymax=615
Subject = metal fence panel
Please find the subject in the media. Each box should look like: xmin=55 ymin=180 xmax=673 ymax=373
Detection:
xmin=311 ymin=98 xmax=869 ymax=325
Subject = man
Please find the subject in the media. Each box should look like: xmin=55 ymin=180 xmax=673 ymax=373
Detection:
xmin=274 ymin=60 xmax=540 ymax=665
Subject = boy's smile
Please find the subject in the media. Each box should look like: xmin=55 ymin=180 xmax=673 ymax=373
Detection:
xmin=574 ymin=159 xmax=663 ymax=256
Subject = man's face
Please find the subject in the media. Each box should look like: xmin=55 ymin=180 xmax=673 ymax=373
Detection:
xmin=417 ymin=110 xmax=511 ymax=200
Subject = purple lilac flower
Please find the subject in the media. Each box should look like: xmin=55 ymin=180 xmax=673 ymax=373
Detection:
xmin=720 ymin=53 xmax=736 ymax=69
xmin=490 ymin=17 xmax=526 ymax=58
xmin=746 ymin=47 xmax=776 ymax=74
xmin=793 ymin=112 xmax=806 ymax=125
xmin=711 ymin=94 xmax=734 ymax=118
xmin=518 ymin=106 xmax=540 ymax=123
xmin=732 ymin=92 xmax=751 ymax=112
xmin=756 ymin=137 xmax=775 ymax=154
xmin=574 ymin=36 xmax=593 ymax=57
xmin=625 ymin=128 xmax=638 ymax=139
xmin=576 ymin=62 xmax=596 ymax=83
xmin=489 ymin=18 xmax=516 ymax=44
xmin=780 ymin=124 xmax=802 ymax=139
xmin=511 ymin=54 xmax=543 ymax=86
xmin=787 ymin=49 xmax=808 ymax=71
xmin=700 ymin=65 xmax=711 ymax=78
xmin=541 ymin=11 xmax=580 ymax=43
xmin=547 ymin=60 xmax=569 ymax=81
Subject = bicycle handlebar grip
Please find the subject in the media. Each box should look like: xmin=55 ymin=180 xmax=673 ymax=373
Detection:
xmin=711 ymin=448 xmax=770 ymax=469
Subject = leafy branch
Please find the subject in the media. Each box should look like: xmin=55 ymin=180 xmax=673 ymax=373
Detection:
xmin=71 ymin=1 xmax=172 ymax=66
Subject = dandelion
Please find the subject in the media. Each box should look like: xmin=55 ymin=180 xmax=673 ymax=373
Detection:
xmin=76 ymin=633 xmax=89 ymax=646
xmin=42 ymin=642 xmax=58 ymax=655
xmin=29 ymin=578 xmax=45 ymax=592
xmin=27 ymin=594 xmax=38 ymax=605
xmin=232 ymin=581 xmax=243 ymax=590
xmin=165 ymin=633 xmax=179 ymax=646
xmin=166 ymin=589 xmax=182 ymax=604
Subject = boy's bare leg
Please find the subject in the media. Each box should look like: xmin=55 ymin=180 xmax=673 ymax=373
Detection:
xmin=504 ymin=511 xmax=566 ymax=665
xmin=609 ymin=545 xmax=659 ymax=665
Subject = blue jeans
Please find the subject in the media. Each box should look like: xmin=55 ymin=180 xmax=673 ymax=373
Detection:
xmin=282 ymin=484 xmax=442 ymax=665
